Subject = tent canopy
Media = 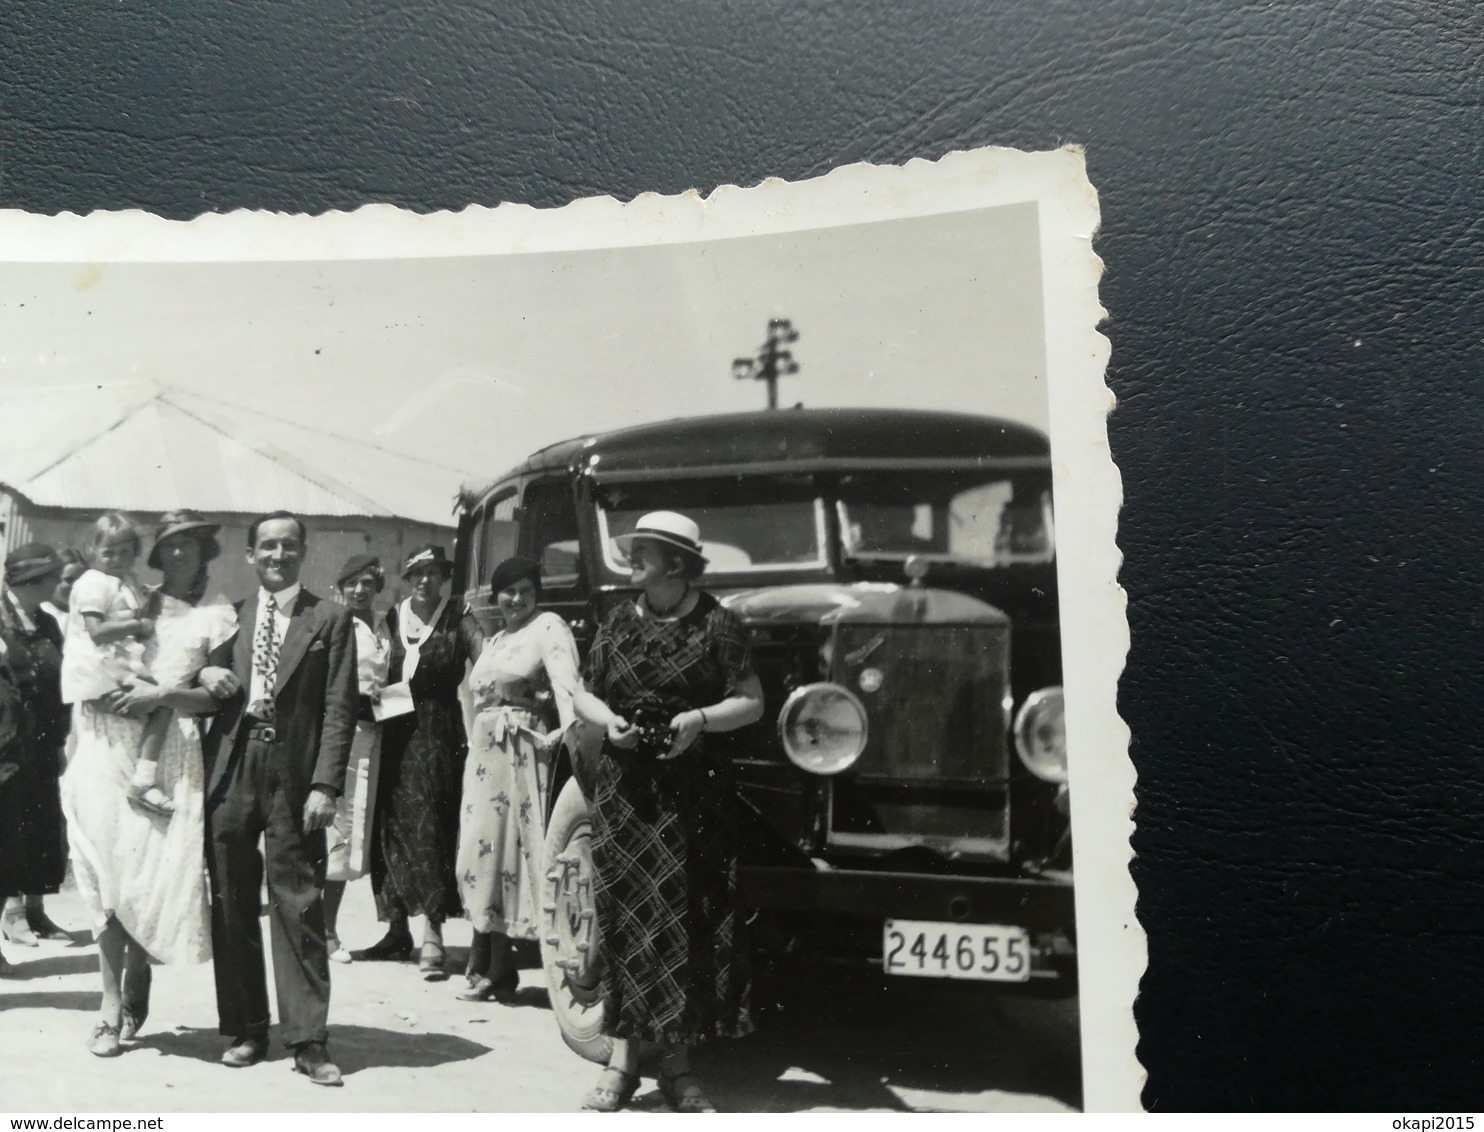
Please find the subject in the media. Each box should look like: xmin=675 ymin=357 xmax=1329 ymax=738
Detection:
xmin=0 ymin=383 xmax=474 ymax=527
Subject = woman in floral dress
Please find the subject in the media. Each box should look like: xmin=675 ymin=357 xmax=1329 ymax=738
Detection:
xmin=456 ymin=555 xmax=579 ymax=1001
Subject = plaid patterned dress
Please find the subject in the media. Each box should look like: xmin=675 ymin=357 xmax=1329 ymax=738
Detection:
xmin=584 ymin=590 xmax=755 ymax=1045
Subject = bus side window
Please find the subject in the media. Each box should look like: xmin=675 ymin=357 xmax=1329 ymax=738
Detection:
xmin=477 ymin=488 xmax=520 ymax=590
xmin=520 ymin=478 xmax=582 ymax=589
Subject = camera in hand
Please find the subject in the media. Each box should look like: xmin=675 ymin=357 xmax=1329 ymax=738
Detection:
xmin=628 ymin=707 xmax=674 ymax=760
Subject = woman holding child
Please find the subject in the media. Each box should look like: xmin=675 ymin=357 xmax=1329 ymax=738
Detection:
xmin=60 ymin=510 xmax=239 ymax=1057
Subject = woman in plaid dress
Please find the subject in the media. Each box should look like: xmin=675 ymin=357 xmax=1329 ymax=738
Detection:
xmin=574 ymin=511 xmax=764 ymax=1113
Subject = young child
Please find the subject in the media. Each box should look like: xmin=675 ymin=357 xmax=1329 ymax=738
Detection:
xmin=60 ymin=512 xmax=174 ymax=818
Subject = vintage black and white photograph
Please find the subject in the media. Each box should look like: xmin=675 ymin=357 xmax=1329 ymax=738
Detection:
xmin=0 ymin=147 xmax=1131 ymax=1112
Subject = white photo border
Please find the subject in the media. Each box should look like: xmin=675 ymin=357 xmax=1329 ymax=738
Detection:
xmin=0 ymin=144 xmax=1136 ymax=1110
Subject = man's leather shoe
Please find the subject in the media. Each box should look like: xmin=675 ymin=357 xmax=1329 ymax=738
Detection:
xmin=221 ymin=1033 xmax=267 ymax=1068
xmin=292 ymin=1042 xmax=343 ymax=1087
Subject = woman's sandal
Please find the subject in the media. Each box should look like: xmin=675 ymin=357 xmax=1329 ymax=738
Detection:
xmin=457 ymin=970 xmax=519 ymax=1003
xmin=465 ymin=931 xmax=490 ymax=985
xmin=120 ymin=965 xmax=151 ymax=1041
xmin=580 ymin=1067 xmax=640 ymax=1112
xmin=1 ymin=909 xmax=38 ymax=947
xmin=489 ymin=969 xmax=520 ymax=1004
xmin=659 ymin=1069 xmax=719 ymax=1113
xmin=87 ymin=1019 xmax=123 ymax=1058
xmin=457 ymin=975 xmax=496 ymax=1002
xmin=419 ymin=942 xmax=448 ymax=982
xmin=127 ymin=783 xmax=175 ymax=819
xmin=26 ymin=911 xmax=73 ymax=942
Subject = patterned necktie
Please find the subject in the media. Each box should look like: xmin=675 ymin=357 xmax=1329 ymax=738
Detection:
xmin=252 ymin=593 xmax=280 ymax=718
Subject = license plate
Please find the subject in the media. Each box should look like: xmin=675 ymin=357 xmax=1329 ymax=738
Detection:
xmin=883 ymin=919 xmax=1031 ymax=982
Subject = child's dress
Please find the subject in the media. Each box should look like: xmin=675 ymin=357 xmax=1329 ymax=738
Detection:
xmin=59 ymin=568 xmax=151 ymax=705
xmin=60 ymin=591 xmax=237 ymax=965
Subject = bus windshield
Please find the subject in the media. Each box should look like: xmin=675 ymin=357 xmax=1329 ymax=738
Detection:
xmin=836 ymin=470 xmax=1054 ymax=566
xmin=595 ymin=475 xmax=828 ymax=575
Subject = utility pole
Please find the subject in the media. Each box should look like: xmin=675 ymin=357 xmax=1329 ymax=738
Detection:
xmin=732 ymin=317 xmax=800 ymax=409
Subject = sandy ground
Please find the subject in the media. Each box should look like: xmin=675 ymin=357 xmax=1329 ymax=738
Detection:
xmin=0 ymin=879 xmax=1080 ymax=1113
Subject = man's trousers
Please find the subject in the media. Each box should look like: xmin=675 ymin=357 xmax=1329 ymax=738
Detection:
xmin=205 ymin=733 xmax=331 ymax=1047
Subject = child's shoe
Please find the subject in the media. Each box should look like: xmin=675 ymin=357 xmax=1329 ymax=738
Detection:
xmin=126 ymin=781 xmax=175 ymax=819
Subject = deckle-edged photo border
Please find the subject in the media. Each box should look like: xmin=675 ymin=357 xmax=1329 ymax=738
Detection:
xmin=0 ymin=143 xmax=1135 ymax=1111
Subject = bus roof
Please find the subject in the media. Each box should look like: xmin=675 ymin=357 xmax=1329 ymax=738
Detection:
xmin=460 ymin=407 xmax=1049 ymax=510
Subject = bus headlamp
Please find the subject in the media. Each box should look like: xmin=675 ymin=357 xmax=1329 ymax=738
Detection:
xmin=778 ymin=682 xmax=868 ymax=776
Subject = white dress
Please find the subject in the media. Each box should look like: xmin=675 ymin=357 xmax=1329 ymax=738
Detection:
xmin=457 ymin=611 xmax=579 ymax=936
xmin=60 ymin=593 xmax=236 ymax=965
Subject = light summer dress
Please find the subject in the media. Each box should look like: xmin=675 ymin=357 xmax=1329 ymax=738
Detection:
xmin=60 ymin=591 xmax=236 ymax=964
xmin=457 ymin=611 xmax=579 ymax=937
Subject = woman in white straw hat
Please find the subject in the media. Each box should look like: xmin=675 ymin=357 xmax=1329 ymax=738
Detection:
xmin=572 ymin=511 xmax=764 ymax=1113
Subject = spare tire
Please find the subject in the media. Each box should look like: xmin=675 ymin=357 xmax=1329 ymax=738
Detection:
xmin=539 ymin=777 xmax=613 ymax=1064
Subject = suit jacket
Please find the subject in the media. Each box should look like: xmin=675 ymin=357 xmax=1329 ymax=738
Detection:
xmin=204 ymin=587 xmax=357 ymax=809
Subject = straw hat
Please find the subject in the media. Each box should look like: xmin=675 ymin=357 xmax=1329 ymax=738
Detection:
xmin=613 ymin=511 xmax=708 ymax=566
xmin=147 ymin=510 xmax=221 ymax=570
xmin=401 ymin=543 xmax=453 ymax=578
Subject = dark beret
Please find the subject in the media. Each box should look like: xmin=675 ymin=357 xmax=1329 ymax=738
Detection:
xmin=336 ymin=553 xmax=383 ymax=587
xmin=489 ymin=555 xmax=541 ymax=594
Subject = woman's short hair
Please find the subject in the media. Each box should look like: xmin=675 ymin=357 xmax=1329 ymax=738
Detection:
xmin=88 ymin=511 xmax=143 ymax=554
xmin=661 ymin=546 xmax=707 ymax=582
xmin=490 ymin=555 xmax=542 ymax=599
xmin=336 ymin=553 xmax=385 ymax=592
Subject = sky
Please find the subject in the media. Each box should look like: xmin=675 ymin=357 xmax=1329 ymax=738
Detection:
xmin=0 ymin=202 xmax=1048 ymax=491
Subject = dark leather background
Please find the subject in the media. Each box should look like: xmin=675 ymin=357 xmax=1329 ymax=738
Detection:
xmin=4 ymin=0 xmax=1480 ymax=1110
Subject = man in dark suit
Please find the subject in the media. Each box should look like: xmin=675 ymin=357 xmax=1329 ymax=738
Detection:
xmin=203 ymin=511 xmax=357 ymax=1086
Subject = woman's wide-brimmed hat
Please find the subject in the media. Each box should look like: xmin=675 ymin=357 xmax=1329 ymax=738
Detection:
xmin=401 ymin=543 xmax=453 ymax=578
xmin=489 ymin=555 xmax=541 ymax=594
xmin=5 ymin=542 xmax=63 ymax=585
xmin=614 ymin=511 xmax=709 ymax=566
xmin=148 ymin=509 xmax=222 ymax=570
xmin=336 ymin=553 xmax=383 ymax=588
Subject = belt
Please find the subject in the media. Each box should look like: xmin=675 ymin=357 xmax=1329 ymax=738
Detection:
xmin=491 ymin=699 xmax=540 ymax=714
xmin=243 ymin=717 xmax=278 ymax=743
